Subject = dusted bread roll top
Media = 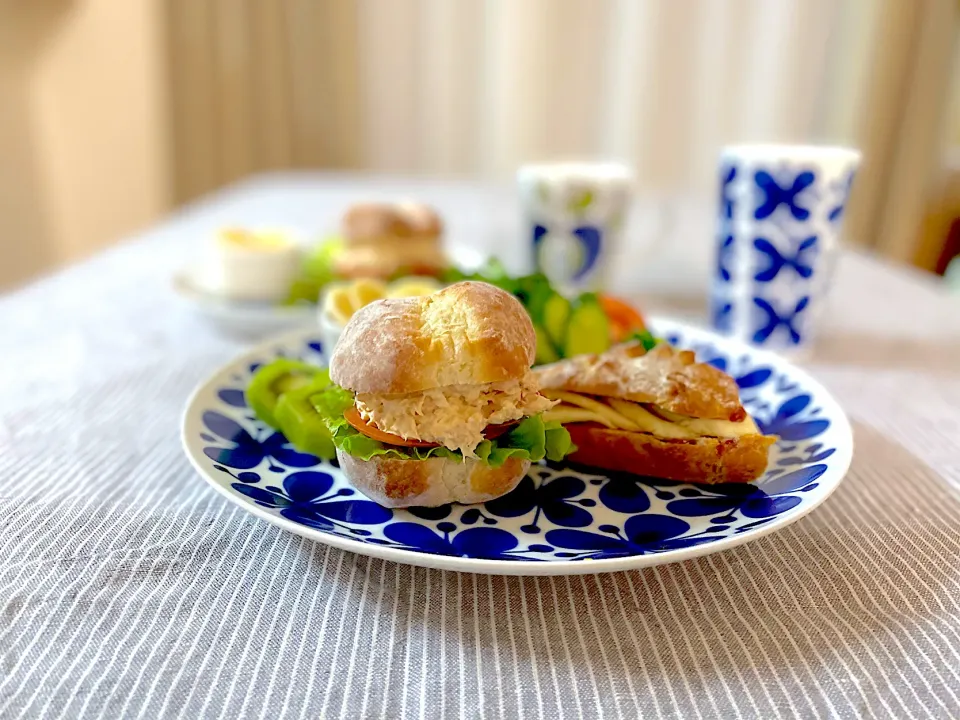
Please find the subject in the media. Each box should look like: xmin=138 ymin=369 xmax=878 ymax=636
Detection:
xmin=330 ymin=281 xmax=537 ymax=395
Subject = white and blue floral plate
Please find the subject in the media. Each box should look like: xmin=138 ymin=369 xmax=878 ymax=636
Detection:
xmin=181 ymin=319 xmax=852 ymax=576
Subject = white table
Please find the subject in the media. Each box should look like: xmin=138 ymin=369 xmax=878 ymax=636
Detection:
xmin=2 ymin=173 xmax=959 ymax=719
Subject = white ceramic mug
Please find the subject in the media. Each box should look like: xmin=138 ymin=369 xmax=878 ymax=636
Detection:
xmin=517 ymin=162 xmax=634 ymax=294
xmin=711 ymin=144 xmax=861 ymax=356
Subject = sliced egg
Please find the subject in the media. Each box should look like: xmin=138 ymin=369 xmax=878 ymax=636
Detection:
xmin=318 ymin=276 xmax=443 ymax=354
xmin=386 ymin=276 xmax=442 ymax=298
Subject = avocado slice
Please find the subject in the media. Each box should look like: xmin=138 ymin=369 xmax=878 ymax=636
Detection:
xmin=274 ymin=377 xmax=336 ymax=460
xmin=246 ymin=359 xmax=323 ymax=429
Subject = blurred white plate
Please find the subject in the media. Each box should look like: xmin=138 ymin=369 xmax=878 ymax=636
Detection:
xmin=173 ymin=245 xmax=486 ymax=340
xmin=173 ymin=270 xmax=316 ymax=339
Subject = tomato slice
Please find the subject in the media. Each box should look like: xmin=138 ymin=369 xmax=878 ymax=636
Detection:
xmin=482 ymin=421 xmax=519 ymax=440
xmin=343 ymin=407 xmax=520 ymax=447
xmin=343 ymin=407 xmax=439 ymax=447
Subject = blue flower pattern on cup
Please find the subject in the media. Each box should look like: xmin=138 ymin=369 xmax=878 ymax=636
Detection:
xmin=533 ymin=224 xmax=603 ymax=281
xmin=196 ymin=334 xmax=837 ymax=562
xmin=749 ymin=168 xmax=819 ymax=345
xmin=753 ymin=170 xmax=815 ymax=221
xmin=714 ymin=166 xmax=739 ymax=336
xmin=710 ymin=295 xmax=734 ymax=333
xmin=720 ymin=164 xmax=737 ymax=220
xmin=717 ymin=234 xmax=734 ymax=282
xmin=713 ymin=156 xmax=857 ymax=350
xmin=752 ymin=296 xmax=809 ymax=345
xmin=828 ymin=170 xmax=857 ymax=224
xmin=753 ymin=235 xmax=818 ymax=281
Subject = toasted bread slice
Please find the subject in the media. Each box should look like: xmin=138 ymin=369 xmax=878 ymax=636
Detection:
xmin=535 ymin=342 xmax=776 ymax=484
xmin=565 ymin=423 xmax=776 ymax=485
xmin=535 ymin=342 xmax=746 ymax=421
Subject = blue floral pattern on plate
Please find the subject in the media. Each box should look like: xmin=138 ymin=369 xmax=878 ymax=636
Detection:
xmin=182 ymin=321 xmax=852 ymax=574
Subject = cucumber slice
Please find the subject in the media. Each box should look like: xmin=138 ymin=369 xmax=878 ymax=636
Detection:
xmin=517 ymin=274 xmax=555 ymax=323
xmin=274 ymin=378 xmax=336 ymax=460
xmin=564 ymin=295 xmax=611 ymax=358
xmin=246 ymin=359 xmax=324 ymax=429
xmin=534 ymin=324 xmax=561 ymax=365
xmin=542 ymin=293 xmax=572 ymax=348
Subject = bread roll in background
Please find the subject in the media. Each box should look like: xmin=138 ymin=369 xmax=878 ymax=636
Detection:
xmin=335 ymin=202 xmax=447 ymax=279
xmin=341 ymin=202 xmax=443 ymax=245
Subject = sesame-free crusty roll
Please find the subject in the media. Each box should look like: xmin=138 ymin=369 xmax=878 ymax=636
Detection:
xmin=325 ymin=281 xmax=562 ymax=507
xmin=331 ymin=280 xmax=538 ymax=395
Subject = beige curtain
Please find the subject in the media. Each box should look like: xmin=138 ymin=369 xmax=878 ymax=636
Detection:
xmin=843 ymin=0 xmax=958 ymax=266
xmin=1 ymin=0 xmax=955 ymax=290
xmin=0 ymin=0 xmax=168 ymax=288
xmin=170 ymin=0 xmax=876 ymax=195
xmin=169 ymin=0 xmax=959 ymax=264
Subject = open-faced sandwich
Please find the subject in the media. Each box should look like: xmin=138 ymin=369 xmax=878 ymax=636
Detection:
xmin=536 ymin=341 xmax=776 ymax=484
xmin=310 ymin=281 xmax=573 ymax=507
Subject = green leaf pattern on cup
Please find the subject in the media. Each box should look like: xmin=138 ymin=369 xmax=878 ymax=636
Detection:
xmin=536 ymin=181 xmax=550 ymax=204
xmin=567 ymin=189 xmax=594 ymax=215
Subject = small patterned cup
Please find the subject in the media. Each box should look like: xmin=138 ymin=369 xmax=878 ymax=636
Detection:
xmin=517 ymin=162 xmax=633 ymax=294
xmin=710 ymin=144 xmax=860 ymax=357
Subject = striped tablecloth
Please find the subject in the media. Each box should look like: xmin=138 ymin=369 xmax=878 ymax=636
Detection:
xmin=2 ymin=176 xmax=959 ymax=719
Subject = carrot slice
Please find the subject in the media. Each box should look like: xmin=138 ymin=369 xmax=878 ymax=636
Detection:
xmin=482 ymin=421 xmax=519 ymax=440
xmin=599 ymin=295 xmax=646 ymax=334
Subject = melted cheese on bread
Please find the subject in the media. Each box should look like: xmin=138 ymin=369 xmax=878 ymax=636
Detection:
xmin=541 ymin=389 xmax=758 ymax=439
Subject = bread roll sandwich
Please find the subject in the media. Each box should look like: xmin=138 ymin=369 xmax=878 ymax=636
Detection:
xmin=312 ymin=281 xmax=573 ymax=507
xmin=334 ymin=202 xmax=448 ymax=280
xmin=535 ymin=342 xmax=776 ymax=484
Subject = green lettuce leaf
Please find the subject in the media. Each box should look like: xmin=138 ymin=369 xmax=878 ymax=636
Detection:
xmin=283 ymin=237 xmax=344 ymax=305
xmin=310 ymin=384 xmax=574 ymax=467
xmin=544 ymin=419 xmax=576 ymax=461
xmin=623 ymin=328 xmax=660 ymax=352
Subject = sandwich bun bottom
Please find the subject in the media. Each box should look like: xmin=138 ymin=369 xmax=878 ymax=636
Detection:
xmin=336 ymin=450 xmax=531 ymax=508
xmin=565 ymin=423 xmax=775 ymax=485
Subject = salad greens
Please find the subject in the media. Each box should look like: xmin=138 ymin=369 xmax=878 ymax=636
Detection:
xmin=625 ymin=328 xmax=659 ymax=352
xmin=443 ymin=259 xmax=653 ymax=363
xmin=284 ymin=237 xmax=344 ymax=305
xmin=278 ymin=242 xmax=656 ymax=365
